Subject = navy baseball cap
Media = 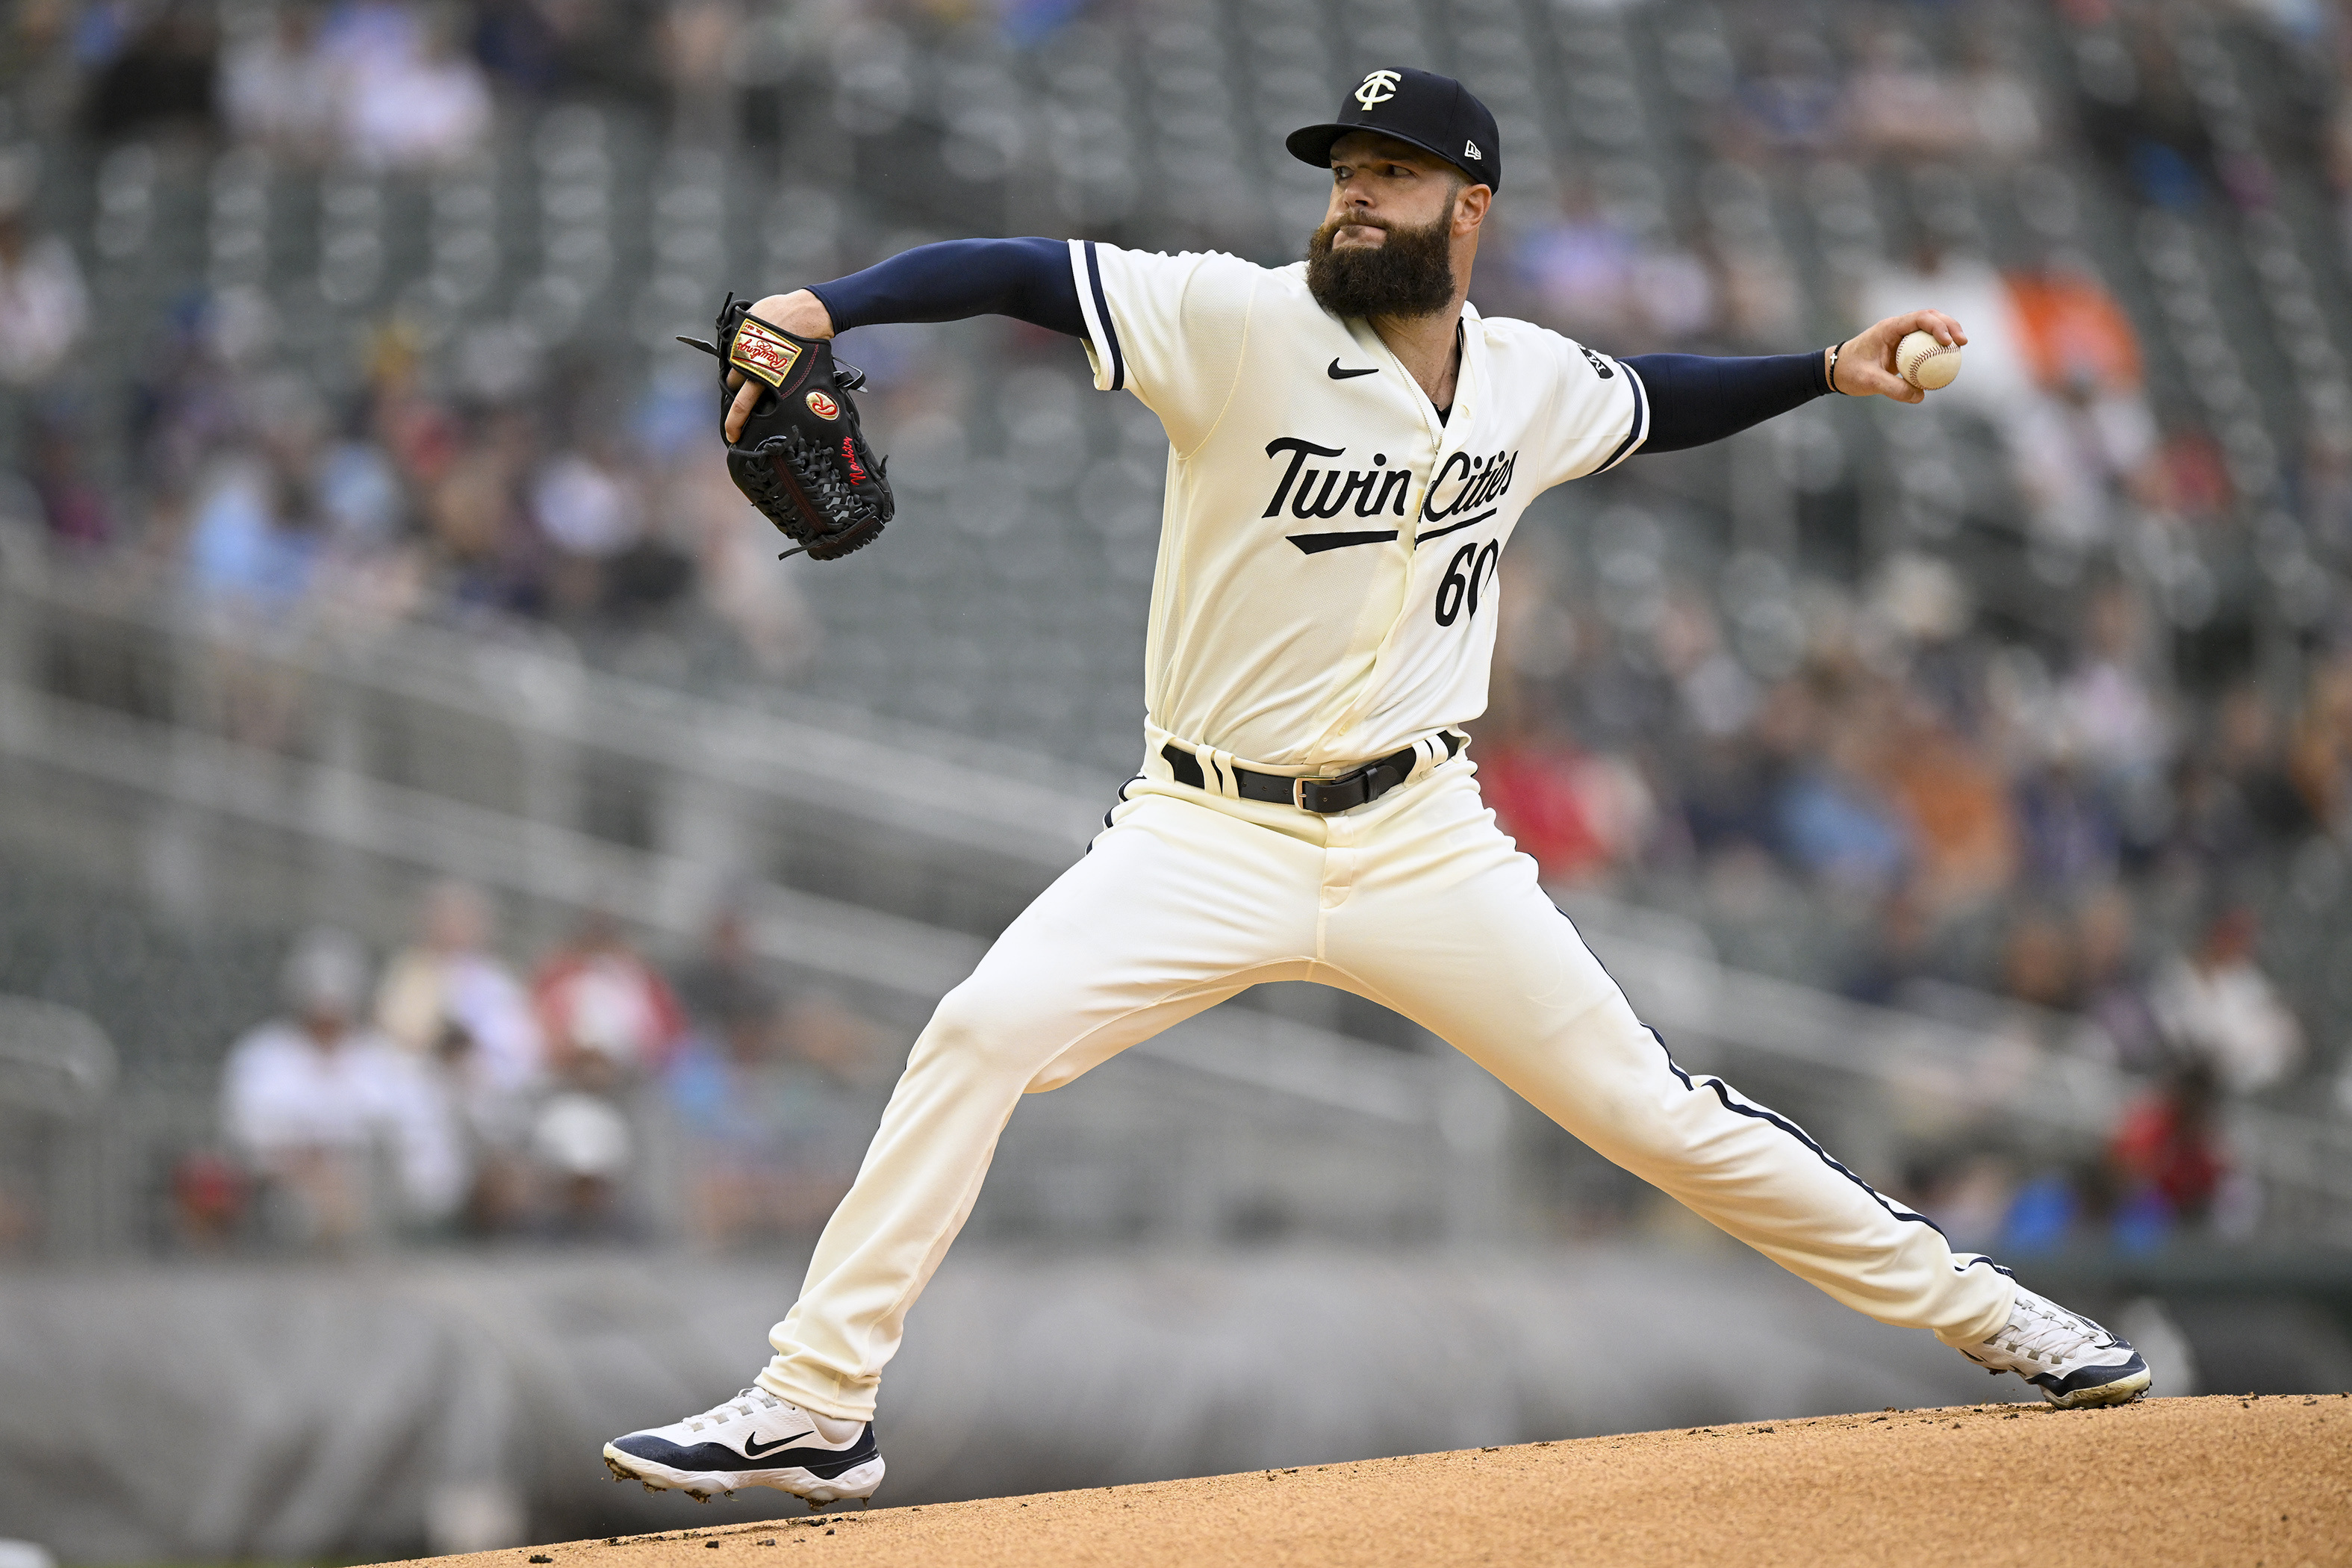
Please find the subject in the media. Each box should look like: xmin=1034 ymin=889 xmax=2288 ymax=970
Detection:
xmin=1286 ymin=68 xmax=1502 ymax=193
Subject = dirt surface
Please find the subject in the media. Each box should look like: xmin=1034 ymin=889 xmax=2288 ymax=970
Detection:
xmin=398 ymin=1396 xmax=2352 ymax=1568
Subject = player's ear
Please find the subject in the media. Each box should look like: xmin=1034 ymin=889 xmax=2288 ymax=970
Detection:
xmin=1455 ymin=181 xmax=1491 ymax=233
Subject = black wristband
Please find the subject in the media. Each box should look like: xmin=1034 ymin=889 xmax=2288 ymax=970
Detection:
xmin=1824 ymin=342 xmax=1851 ymax=394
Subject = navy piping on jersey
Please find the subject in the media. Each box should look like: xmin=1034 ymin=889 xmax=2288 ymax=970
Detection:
xmin=1640 ymin=1021 xmax=1950 ymax=1236
xmin=1101 ymin=774 xmax=1144 ymax=833
xmin=1595 ymin=360 xmax=1649 ymax=473
xmin=1082 ymin=242 xmax=1124 ymax=391
xmin=1553 ymin=900 xmax=1949 ymax=1240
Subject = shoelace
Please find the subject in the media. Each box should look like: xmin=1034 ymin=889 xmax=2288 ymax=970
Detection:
xmin=682 ymin=1388 xmax=787 ymax=1434
xmin=1990 ymin=1297 xmax=2106 ymax=1366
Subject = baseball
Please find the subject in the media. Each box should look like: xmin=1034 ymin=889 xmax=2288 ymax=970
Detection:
xmin=1896 ymin=329 xmax=1962 ymax=391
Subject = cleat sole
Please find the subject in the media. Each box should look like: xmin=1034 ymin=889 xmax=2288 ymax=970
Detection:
xmin=2042 ymin=1365 xmax=2153 ymax=1408
xmin=598 ymin=1443 xmax=884 ymax=1508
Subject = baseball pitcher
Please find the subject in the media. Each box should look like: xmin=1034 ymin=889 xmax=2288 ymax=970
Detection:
xmin=607 ymin=68 xmax=2149 ymax=1508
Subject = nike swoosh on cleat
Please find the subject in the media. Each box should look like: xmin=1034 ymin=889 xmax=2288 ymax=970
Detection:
xmin=743 ymin=1430 xmax=817 ymax=1457
xmin=1327 ymin=359 xmax=1378 ymax=379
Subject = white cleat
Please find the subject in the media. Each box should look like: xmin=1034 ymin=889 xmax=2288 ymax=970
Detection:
xmin=1955 ymin=1285 xmax=2153 ymax=1407
xmin=603 ymin=1388 xmax=884 ymax=1506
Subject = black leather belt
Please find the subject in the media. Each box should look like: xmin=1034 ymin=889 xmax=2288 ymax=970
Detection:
xmin=1161 ymin=732 xmax=1460 ymax=815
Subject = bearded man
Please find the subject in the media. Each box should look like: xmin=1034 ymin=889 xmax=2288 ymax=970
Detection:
xmin=603 ymin=66 xmax=2149 ymax=1510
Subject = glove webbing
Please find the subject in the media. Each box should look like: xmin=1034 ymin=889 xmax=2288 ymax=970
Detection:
xmin=760 ymin=428 xmax=881 ymax=560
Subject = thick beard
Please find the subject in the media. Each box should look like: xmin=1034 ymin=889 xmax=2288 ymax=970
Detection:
xmin=1305 ymin=212 xmax=1457 ymax=319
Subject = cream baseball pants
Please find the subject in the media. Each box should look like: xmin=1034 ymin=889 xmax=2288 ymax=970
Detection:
xmin=758 ymin=751 xmax=2016 ymax=1420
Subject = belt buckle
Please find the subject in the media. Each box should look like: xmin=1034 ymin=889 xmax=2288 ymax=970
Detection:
xmin=1293 ymin=773 xmax=1355 ymax=814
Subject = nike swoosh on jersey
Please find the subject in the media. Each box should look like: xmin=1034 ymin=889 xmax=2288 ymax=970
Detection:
xmin=1326 ymin=359 xmax=1379 ymax=379
xmin=741 ymin=1429 xmax=818 ymax=1456
xmin=1289 ymin=529 xmax=1399 ymax=554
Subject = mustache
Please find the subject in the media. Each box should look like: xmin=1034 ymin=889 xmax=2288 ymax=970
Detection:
xmin=1304 ymin=208 xmax=1456 ymax=318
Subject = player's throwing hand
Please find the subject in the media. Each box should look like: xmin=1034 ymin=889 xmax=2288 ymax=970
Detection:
xmin=1828 ymin=311 xmax=1967 ymax=403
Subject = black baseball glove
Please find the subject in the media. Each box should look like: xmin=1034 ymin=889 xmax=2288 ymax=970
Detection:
xmin=680 ymin=296 xmax=893 ymax=561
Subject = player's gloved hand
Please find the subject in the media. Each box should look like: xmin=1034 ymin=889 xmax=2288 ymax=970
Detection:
xmin=724 ymin=290 xmax=836 ymax=441
xmin=683 ymin=291 xmax=893 ymax=562
xmin=1828 ymin=311 xmax=1967 ymax=404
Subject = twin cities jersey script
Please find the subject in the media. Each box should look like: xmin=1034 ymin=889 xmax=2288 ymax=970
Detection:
xmin=1067 ymin=238 xmax=1650 ymax=772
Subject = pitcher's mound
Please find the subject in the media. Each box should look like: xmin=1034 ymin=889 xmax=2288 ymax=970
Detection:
xmin=398 ymin=1395 xmax=2350 ymax=1568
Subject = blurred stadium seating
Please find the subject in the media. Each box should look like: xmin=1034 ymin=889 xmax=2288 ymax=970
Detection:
xmin=0 ymin=0 xmax=2348 ymax=1356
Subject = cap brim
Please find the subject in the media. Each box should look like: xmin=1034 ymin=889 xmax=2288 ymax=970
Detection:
xmin=1284 ymin=123 xmax=1491 ymax=188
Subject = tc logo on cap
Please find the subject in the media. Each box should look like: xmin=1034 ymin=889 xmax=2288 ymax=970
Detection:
xmin=1354 ymin=69 xmax=1401 ymax=109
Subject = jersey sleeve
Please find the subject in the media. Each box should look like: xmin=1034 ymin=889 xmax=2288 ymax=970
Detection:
xmin=1068 ymin=240 xmax=1258 ymax=455
xmin=1521 ymin=328 xmax=1650 ymax=491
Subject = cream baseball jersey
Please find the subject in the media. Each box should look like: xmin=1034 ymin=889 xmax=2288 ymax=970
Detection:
xmin=1066 ymin=238 xmax=1649 ymax=771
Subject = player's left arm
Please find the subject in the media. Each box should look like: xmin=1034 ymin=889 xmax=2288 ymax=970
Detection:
xmin=718 ymin=238 xmax=1087 ymax=438
xmin=1624 ymin=309 xmax=1967 ymax=452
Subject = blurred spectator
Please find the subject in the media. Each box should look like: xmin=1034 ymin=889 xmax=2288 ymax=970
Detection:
xmin=376 ymin=882 xmax=543 ymax=1231
xmin=532 ymin=907 xmax=688 ymax=1078
xmin=529 ymin=441 xmax=643 ymax=618
xmin=187 ymin=438 xmax=323 ymax=612
xmin=2059 ymin=582 xmax=2171 ymax=788
xmin=1959 ymin=43 xmax=2044 ymax=164
xmin=659 ymin=0 xmax=741 ymax=146
xmin=471 ymin=0 xmax=567 ymax=96
xmin=1881 ymin=703 xmax=2016 ymax=906
xmin=2289 ymin=650 xmax=2352 ymax=833
xmin=81 ymin=1 xmax=217 ymax=141
xmin=2012 ymin=749 xmax=2121 ymax=892
xmin=376 ymin=880 xmax=542 ymax=1098
xmin=428 ymin=407 xmax=545 ymax=611
xmin=0 ymin=152 xmax=87 ymax=388
xmin=218 ymin=2 xmax=337 ymax=159
xmin=2006 ymin=252 xmax=2144 ymax=396
xmin=1775 ymin=723 xmax=1910 ymax=893
xmin=1478 ymin=726 xmax=1655 ymax=885
xmin=2074 ymin=886 xmax=2162 ymax=1073
xmin=665 ymin=987 xmax=880 ymax=1249
xmin=1997 ymin=905 xmax=2075 ymax=1012
xmin=1738 ymin=33 xmax=1844 ymax=157
xmin=529 ymin=1050 xmax=636 ymax=1238
xmin=2148 ymin=903 xmax=2304 ymax=1094
xmin=332 ymin=1 xmax=494 ymax=171
xmin=221 ymin=928 xmax=464 ymax=1246
xmin=27 ymin=413 xmax=113 ymax=550
xmin=2107 ymin=1061 xmax=2227 ymax=1239
xmin=1516 ymin=190 xmax=1636 ymax=344
xmin=673 ymin=901 xmax=781 ymax=1039
xmin=1846 ymin=31 xmax=1974 ymax=161
xmin=2000 ymin=1159 xmax=2118 ymax=1255
xmin=1843 ymin=880 xmax=1936 ymax=1004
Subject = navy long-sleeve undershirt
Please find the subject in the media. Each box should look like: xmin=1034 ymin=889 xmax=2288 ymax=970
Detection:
xmin=804 ymin=238 xmax=1831 ymax=454
xmin=1618 ymin=351 xmax=1830 ymax=452
xmin=809 ymin=237 xmax=1087 ymax=337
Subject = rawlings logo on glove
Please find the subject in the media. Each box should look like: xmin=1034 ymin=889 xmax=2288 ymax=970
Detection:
xmin=679 ymin=296 xmax=893 ymax=561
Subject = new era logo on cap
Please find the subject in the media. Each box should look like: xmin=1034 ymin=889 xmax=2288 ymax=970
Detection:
xmin=1284 ymin=67 xmax=1503 ymax=193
